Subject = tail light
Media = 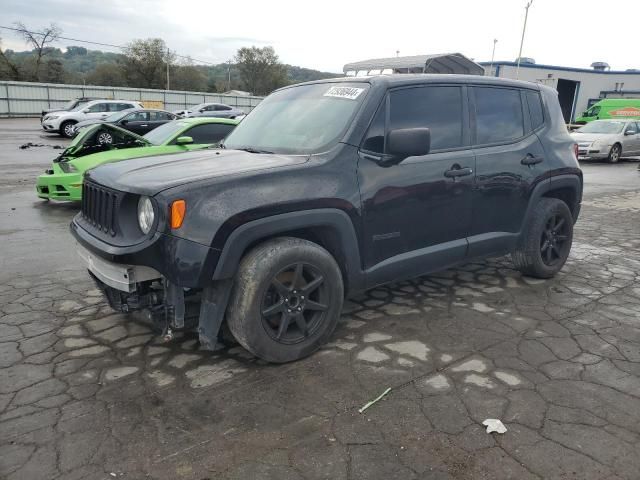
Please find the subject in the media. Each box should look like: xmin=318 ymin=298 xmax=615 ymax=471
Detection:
xmin=573 ymin=143 xmax=579 ymax=160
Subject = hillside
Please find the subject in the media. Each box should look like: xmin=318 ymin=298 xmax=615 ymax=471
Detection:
xmin=0 ymin=45 xmax=340 ymax=92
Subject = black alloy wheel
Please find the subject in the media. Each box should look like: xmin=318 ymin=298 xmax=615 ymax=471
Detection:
xmin=260 ymin=262 xmax=328 ymax=344
xmin=540 ymin=214 xmax=570 ymax=266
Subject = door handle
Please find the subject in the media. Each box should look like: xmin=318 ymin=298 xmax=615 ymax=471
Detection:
xmin=444 ymin=166 xmax=473 ymax=178
xmin=521 ymin=153 xmax=544 ymax=165
xmin=140 ymin=124 xmax=148 ymax=127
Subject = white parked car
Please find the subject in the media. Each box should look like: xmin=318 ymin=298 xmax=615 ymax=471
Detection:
xmin=571 ymin=119 xmax=640 ymax=163
xmin=173 ymin=102 xmax=244 ymax=119
xmin=42 ymin=100 xmax=143 ymax=138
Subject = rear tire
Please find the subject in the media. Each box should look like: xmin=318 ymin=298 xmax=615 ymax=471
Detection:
xmin=608 ymin=143 xmax=621 ymax=163
xmin=60 ymin=121 xmax=77 ymax=139
xmin=226 ymin=237 xmax=344 ymax=363
xmin=512 ymin=198 xmax=573 ymax=278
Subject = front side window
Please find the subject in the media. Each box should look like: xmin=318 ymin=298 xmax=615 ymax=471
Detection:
xmin=215 ymin=105 xmax=232 ymax=111
xmin=125 ymin=112 xmax=149 ymax=122
xmin=224 ymin=82 xmax=370 ymax=154
xmin=179 ymin=123 xmax=235 ymax=144
xmin=474 ymin=87 xmax=524 ymax=144
xmin=87 ymin=103 xmax=108 ymax=113
xmin=389 ymin=86 xmax=464 ymax=151
xmin=361 ymin=100 xmax=386 ymax=154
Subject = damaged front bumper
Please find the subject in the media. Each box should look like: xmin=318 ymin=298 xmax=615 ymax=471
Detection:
xmin=76 ymin=242 xmax=232 ymax=350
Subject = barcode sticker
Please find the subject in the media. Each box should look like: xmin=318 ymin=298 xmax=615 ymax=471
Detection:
xmin=324 ymin=86 xmax=365 ymax=100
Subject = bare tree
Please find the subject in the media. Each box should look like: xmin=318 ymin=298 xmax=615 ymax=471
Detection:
xmin=0 ymin=36 xmax=23 ymax=80
xmin=13 ymin=22 xmax=62 ymax=80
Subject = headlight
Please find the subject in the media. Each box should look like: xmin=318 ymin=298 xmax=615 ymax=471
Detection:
xmin=47 ymin=115 xmax=59 ymax=120
xmin=59 ymin=162 xmax=78 ymax=173
xmin=137 ymin=196 xmax=155 ymax=234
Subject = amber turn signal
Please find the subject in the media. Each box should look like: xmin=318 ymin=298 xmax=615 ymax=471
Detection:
xmin=170 ymin=200 xmax=186 ymax=229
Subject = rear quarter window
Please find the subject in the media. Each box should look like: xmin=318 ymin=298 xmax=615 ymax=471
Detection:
xmin=525 ymin=90 xmax=545 ymax=130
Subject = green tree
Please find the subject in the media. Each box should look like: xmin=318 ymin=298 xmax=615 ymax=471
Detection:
xmin=169 ymin=58 xmax=207 ymax=92
xmin=86 ymin=62 xmax=126 ymax=87
xmin=42 ymin=58 xmax=65 ymax=83
xmin=121 ymin=38 xmax=174 ymax=89
xmin=14 ymin=22 xmax=61 ymax=81
xmin=235 ymin=46 xmax=288 ymax=95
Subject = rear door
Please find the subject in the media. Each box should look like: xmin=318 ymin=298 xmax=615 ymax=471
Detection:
xmin=84 ymin=102 xmax=110 ymax=120
xmin=147 ymin=111 xmax=175 ymax=132
xmin=468 ymin=86 xmax=547 ymax=257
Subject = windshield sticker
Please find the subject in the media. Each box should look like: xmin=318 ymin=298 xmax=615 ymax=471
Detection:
xmin=324 ymin=86 xmax=364 ymax=100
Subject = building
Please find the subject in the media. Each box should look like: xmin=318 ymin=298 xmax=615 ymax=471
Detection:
xmin=343 ymin=53 xmax=484 ymax=77
xmin=480 ymin=60 xmax=640 ymax=122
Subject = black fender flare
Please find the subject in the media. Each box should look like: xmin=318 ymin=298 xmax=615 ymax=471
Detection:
xmin=520 ymin=174 xmax=582 ymax=235
xmin=212 ymin=208 xmax=365 ymax=294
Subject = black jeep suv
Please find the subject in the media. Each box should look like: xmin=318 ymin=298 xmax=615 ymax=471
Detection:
xmin=71 ymin=75 xmax=582 ymax=363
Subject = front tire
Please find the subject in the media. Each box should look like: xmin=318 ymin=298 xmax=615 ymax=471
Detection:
xmin=608 ymin=143 xmax=621 ymax=163
xmin=226 ymin=237 xmax=344 ymax=363
xmin=60 ymin=121 xmax=77 ymax=138
xmin=512 ymin=198 xmax=574 ymax=279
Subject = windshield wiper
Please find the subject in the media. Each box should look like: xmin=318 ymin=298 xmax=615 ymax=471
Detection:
xmin=236 ymin=146 xmax=274 ymax=154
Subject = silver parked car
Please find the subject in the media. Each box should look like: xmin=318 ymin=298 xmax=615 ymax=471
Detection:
xmin=173 ymin=102 xmax=244 ymax=119
xmin=571 ymin=119 xmax=640 ymax=163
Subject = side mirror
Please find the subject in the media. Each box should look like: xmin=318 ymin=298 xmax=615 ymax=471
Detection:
xmin=120 ymin=119 xmax=128 ymax=125
xmin=176 ymin=136 xmax=194 ymax=145
xmin=625 ymin=130 xmax=636 ymax=136
xmin=83 ymin=109 xmax=90 ymax=113
xmin=384 ymin=128 xmax=431 ymax=164
xmin=199 ymin=108 xmax=206 ymax=113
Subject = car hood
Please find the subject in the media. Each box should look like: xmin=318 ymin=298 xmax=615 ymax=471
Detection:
xmin=570 ymin=132 xmax=619 ymax=143
xmin=85 ymin=149 xmax=309 ymax=195
xmin=56 ymin=123 xmax=150 ymax=160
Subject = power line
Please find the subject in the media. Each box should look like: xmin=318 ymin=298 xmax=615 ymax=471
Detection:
xmin=0 ymin=24 xmax=224 ymax=66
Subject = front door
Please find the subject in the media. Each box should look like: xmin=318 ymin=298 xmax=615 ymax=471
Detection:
xmin=357 ymin=85 xmax=474 ymax=287
xmin=469 ymin=86 xmax=546 ymax=257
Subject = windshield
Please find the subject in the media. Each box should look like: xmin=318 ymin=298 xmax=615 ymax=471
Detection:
xmin=142 ymin=120 xmax=186 ymax=145
xmin=577 ymin=120 xmax=625 ymax=134
xmin=189 ymin=103 xmax=207 ymax=111
xmin=223 ymin=82 xmax=370 ymax=154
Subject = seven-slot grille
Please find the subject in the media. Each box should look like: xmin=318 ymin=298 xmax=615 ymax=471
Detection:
xmin=81 ymin=181 xmax=119 ymax=236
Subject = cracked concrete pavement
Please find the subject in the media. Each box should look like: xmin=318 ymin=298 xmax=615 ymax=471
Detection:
xmin=1 ymin=119 xmax=640 ymax=479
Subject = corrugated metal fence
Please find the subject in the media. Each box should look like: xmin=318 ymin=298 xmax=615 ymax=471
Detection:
xmin=0 ymin=81 xmax=263 ymax=117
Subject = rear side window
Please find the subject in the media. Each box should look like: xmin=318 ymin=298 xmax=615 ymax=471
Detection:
xmin=474 ymin=87 xmax=524 ymax=144
xmin=389 ymin=86 xmax=463 ymax=151
xmin=525 ymin=90 xmax=545 ymax=130
xmin=180 ymin=123 xmax=235 ymax=144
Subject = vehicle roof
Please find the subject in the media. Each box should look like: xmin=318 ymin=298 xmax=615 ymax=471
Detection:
xmin=586 ymin=118 xmax=634 ymax=123
xmin=284 ymin=74 xmax=541 ymax=91
xmin=120 ymin=108 xmax=175 ymax=113
xmin=175 ymin=117 xmax=239 ymax=125
xmin=85 ymin=99 xmax=142 ymax=104
xmin=592 ymin=98 xmax=640 ymax=105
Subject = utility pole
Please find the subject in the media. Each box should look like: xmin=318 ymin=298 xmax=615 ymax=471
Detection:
xmin=489 ymin=39 xmax=498 ymax=76
xmin=227 ymin=60 xmax=232 ymax=92
xmin=166 ymin=47 xmax=170 ymax=90
xmin=516 ymin=0 xmax=534 ymax=79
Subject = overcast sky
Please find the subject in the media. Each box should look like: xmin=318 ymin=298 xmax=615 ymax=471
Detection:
xmin=1 ymin=0 xmax=638 ymax=73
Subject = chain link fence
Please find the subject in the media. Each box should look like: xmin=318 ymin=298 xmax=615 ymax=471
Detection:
xmin=0 ymin=81 xmax=263 ymax=117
